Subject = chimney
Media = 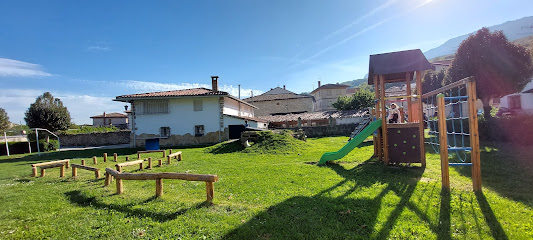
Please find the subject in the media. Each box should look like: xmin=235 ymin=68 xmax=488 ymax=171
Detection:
xmin=103 ymin=112 xmax=106 ymax=117
xmin=283 ymin=85 xmax=286 ymax=89
xmin=318 ymin=81 xmax=321 ymax=88
xmin=211 ymin=76 xmax=219 ymax=92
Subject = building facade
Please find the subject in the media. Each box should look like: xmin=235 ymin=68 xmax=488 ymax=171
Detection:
xmin=115 ymin=76 xmax=266 ymax=147
xmin=90 ymin=112 xmax=128 ymax=129
xmin=310 ymin=82 xmax=349 ymax=111
xmin=244 ymin=86 xmax=314 ymax=116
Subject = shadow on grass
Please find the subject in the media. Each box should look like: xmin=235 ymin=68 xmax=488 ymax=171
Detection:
xmin=454 ymin=142 xmax=533 ymax=207
xmin=3 ymin=148 xmax=141 ymax=165
xmin=224 ymin=159 xmax=429 ymax=239
xmin=64 ymin=190 xmax=210 ymax=222
xmin=207 ymin=141 xmax=244 ymax=154
xmin=437 ymin=189 xmax=451 ymax=240
xmin=475 ymin=192 xmax=509 ymax=240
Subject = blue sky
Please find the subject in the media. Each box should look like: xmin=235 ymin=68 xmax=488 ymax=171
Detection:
xmin=1 ymin=0 xmax=533 ymax=124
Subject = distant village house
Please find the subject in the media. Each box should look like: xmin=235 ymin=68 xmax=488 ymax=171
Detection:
xmin=244 ymin=86 xmax=314 ymax=116
xmin=310 ymin=81 xmax=349 ymax=111
xmin=90 ymin=112 xmax=128 ymax=129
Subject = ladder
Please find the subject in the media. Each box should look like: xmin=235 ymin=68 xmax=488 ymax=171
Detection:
xmin=349 ymin=115 xmax=372 ymax=140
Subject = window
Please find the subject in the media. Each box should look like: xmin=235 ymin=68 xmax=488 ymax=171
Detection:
xmin=160 ymin=127 xmax=170 ymax=137
xmin=193 ymin=99 xmax=203 ymax=111
xmin=141 ymin=100 xmax=169 ymax=114
xmin=509 ymin=95 xmax=521 ymax=110
xmin=194 ymin=125 xmax=204 ymax=137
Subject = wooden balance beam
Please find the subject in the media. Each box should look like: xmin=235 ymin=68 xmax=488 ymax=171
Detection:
xmin=115 ymin=159 xmax=145 ymax=172
xmin=71 ymin=164 xmax=100 ymax=179
xmin=167 ymin=151 xmax=182 ymax=164
xmin=104 ymin=168 xmax=219 ymax=203
xmin=137 ymin=150 xmax=166 ymax=159
xmin=31 ymin=159 xmax=70 ymax=177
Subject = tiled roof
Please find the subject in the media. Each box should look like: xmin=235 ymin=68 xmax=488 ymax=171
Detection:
xmin=257 ymin=110 xmax=368 ymax=122
xmin=115 ymin=88 xmax=228 ymax=100
xmin=91 ymin=113 xmax=128 ymax=118
xmin=311 ymin=84 xmax=349 ymax=94
xmin=223 ymin=114 xmax=268 ymax=122
xmin=244 ymin=93 xmax=311 ymax=102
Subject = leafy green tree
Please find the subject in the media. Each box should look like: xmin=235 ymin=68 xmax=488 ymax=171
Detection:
xmin=24 ymin=92 xmax=72 ymax=131
xmin=0 ymin=108 xmax=9 ymax=131
xmin=422 ymin=69 xmax=447 ymax=94
xmin=448 ymin=27 xmax=533 ymax=119
xmin=332 ymin=90 xmax=374 ymax=111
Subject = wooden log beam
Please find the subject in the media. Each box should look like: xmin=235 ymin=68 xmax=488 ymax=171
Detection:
xmin=104 ymin=168 xmax=218 ymax=182
xmin=467 ymin=79 xmax=482 ymax=192
xmin=437 ymin=94 xmax=450 ymax=191
xmin=71 ymin=164 xmax=99 ymax=172
xmin=417 ymin=70 xmax=426 ymax=167
xmin=32 ymin=159 xmax=70 ymax=168
xmin=116 ymin=159 xmax=145 ymax=167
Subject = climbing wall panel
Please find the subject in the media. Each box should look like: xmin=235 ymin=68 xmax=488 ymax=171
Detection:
xmin=387 ymin=126 xmax=421 ymax=164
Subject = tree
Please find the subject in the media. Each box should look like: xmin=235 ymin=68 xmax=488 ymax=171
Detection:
xmin=0 ymin=108 xmax=9 ymax=131
xmin=422 ymin=69 xmax=447 ymax=94
xmin=447 ymin=27 xmax=533 ymax=119
xmin=332 ymin=90 xmax=374 ymax=111
xmin=24 ymin=92 xmax=72 ymax=131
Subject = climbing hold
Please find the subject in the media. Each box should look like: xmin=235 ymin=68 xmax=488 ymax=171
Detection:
xmin=398 ymin=130 xmax=401 ymax=134
xmin=412 ymin=146 xmax=416 ymax=149
xmin=403 ymin=140 xmax=407 ymax=144
xmin=403 ymin=152 xmax=406 ymax=155
xmin=394 ymin=144 xmax=397 ymax=147
xmin=413 ymin=135 xmax=416 ymax=138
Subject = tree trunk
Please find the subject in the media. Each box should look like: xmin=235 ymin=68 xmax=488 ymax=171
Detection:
xmin=481 ymin=98 xmax=491 ymax=120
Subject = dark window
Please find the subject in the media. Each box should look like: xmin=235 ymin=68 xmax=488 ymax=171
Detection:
xmin=509 ymin=95 xmax=521 ymax=110
xmin=160 ymin=127 xmax=170 ymax=137
xmin=194 ymin=125 xmax=205 ymax=137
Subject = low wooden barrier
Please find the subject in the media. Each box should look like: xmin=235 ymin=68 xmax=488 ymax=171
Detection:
xmin=31 ymin=159 xmax=70 ymax=177
xmin=104 ymin=168 xmax=219 ymax=202
xmin=137 ymin=150 xmax=166 ymax=159
xmin=167 ymin=151 xmax=182 ymax=164
xmin=71 ymin=164 xmax=100 ymax=179
xmin=115 ymin=159 xmax=145 ymax=172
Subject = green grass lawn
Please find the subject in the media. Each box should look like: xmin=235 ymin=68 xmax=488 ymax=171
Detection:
xmin=0 ymin=137 xmax=532 ymax=239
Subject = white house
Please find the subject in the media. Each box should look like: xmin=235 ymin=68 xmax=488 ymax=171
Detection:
xmin=499 ymin=79 xmax=533 ymax=115
xmin=114 ymin=76 xmax=267 ymax=147
xmin=90 ymin=112 xmax=128 ymax=129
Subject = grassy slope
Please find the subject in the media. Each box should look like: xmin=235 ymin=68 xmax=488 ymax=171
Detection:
xmin=0 ymin=137 xmax=532 ymax=239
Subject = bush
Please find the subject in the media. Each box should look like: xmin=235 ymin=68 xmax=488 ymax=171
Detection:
xmin=479 ymin=115 xmax=533 ymax=145
xmin=59 ymin=126 xmax=120 ymax=135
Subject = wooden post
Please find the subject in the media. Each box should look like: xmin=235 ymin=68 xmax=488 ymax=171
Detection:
xmin=93 ymin=156 xmax=97 ymax=164
xmin=32 ymin=167 xmax=37 ymax=177
xmin=139 ymin=162 xmax=143 ymax=170
xmin=95 ymin=170 xmax=100 ymax=179
xmin=206 ymin=182 xmax=214 ymax=203
xmin=40 ymin=168 xmax=45 ymax=177
xmin=148 ymin=157 xmax=152 ymax=169
xmin=113 ymin=153 xmax=117 ymax=162
xmin=406 ymin=72 xmax=413 ymax=122
xmin=116 ymin=165 xmax=122 ymax=172
xmin=416 ymin=71 xmax=426 ymax=167
xmin=374 ymin=75 xmax=382 ymax=161
xmin=105 ymin=173 xmax=111 ymax=186
xmin=103 ymin=153 xmax=107 ymax=162
xmin=72 ymin=167 xmax=77 ymax=177
xmin=156 ymin=178 xmax=163 ymax=197
xmin=380 ymin=75 xmax=389 ymax=164
xmin=167 ymin=156 xmax=171 ymax=164
xmin=467 ymin=79 xmax=482 ymax=192
xmin=126 ymin=156 xmax=130 ymax=161
xmin=158 ymin=159 xmax=163 ymax=166
xmin=116 ymin=179 xmax=123 ymax=194
xmin=60 ymin=164 xmax=65 ymax=177
xmin=81 ymin=159 xmax=85 ymax=166
xmin=169 ymin=149 xmax=172 ymax=154
xmin=437 ymin=94 xmax=450 ymax=191
xmin=178 ymin=153 xmax=182 ymax=161
xmin=163 ymin=151 xmax=166 ymax=158
xmin=137 ymin=153 xmax=141 ymax=159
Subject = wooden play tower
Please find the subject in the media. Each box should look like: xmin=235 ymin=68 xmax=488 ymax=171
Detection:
xmin=369 ymin=49 xmax=433 ymax=166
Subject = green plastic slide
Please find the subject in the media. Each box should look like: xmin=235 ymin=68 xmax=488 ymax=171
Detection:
xmin=318 ymin=119 xmax=382 ymax=165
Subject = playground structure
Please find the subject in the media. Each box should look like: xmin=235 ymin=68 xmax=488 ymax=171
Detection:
xmin=104 ymin=168 xmax=219 ymax=203
xmin=422 ymin=77 xmax=481 ymax=192
xmin=319 ymin=49 xmax=481 ymax=191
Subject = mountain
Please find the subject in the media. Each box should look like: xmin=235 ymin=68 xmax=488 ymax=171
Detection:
xmin=339 ymin=78 xmax=367 ymax=88
xmin=425 ymin=16 xmax=533 ymax=59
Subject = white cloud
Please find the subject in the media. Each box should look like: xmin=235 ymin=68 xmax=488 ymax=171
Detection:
xmin=117 ymin=80 xmax=263 ymax=98
xmin=0 ymin=58 xmax=52 ymax=77
xmin=0 ymin=89 xmax=124 ymax=125
xmin=87 ymin=46 xmax=112 ymax=52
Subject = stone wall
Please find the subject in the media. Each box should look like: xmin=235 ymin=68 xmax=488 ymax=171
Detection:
xmin=59 ymin=131 xmax=131 ymax=147
xmin=134 ymin=128 xmax=230 ymax=147
xmin=286 ymin=124 xmax=357 ymax=138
